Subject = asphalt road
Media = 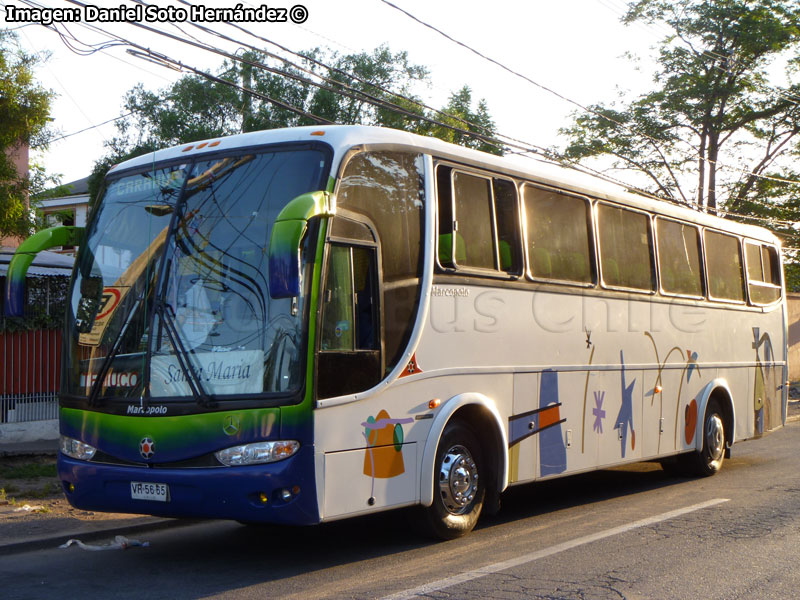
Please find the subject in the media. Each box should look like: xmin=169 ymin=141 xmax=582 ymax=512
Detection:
xmin=3 ymin=421 xmax=800 ymax=600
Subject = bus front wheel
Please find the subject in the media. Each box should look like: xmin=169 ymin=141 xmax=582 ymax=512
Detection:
xmin=421 ymin=422 xmax=485 ymax=540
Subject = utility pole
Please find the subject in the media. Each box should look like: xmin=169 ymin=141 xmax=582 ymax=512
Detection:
xmin=241 ymin=54 xmax=252 ymax=133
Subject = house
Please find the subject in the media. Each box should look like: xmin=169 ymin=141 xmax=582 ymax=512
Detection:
xmin=36 ymin=176 xmax=91 ymax=255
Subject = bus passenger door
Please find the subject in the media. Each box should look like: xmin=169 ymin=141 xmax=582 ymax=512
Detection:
xmin=317 ymin=242 xmax=382 ymax=399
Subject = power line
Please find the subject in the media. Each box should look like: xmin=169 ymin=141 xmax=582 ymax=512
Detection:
xmin=17 ymin=0 xmax=800 ymax=236
xmin=11 ymin=0 xmax=713 ymax=211
xmin=32 ymin=113 xmax=132 ymax=148
xmin=380 ymin=0 xmax=800 ymax=194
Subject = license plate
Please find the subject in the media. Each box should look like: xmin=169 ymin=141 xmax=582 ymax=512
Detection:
xmin=130 ymin=481 xmax=170 ymax=502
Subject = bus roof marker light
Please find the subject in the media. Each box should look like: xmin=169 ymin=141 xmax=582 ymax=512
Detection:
xmin=310 ymin=130 xmax=325 ymax=136
xmin=209 ymin=140 xmax=221 ymax=147
xmin=182 ymin=145 xmax=194 ymax=152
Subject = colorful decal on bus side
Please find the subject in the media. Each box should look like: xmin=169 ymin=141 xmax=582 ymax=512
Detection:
xmin=615 ymin=351 xmax=637 ymax=458
xmin=753 ymin=327 xmax=779 ymax=435
xmin=642 ymin=332 xmax=703 ymax=448
xmin=362 ymin=410 xmax=414 ymax=479
xmin=508 ymin=371 xmax=568 ymax=477
xmin=685 ymin=399 xmax=698 ymax=445
xmin=592 ymin=391 xmax=606 ymax=434
xmin=539 ymin=371 xmax=568 ymax=475
xmin=399 ymin=353 xmax=423 ymax=378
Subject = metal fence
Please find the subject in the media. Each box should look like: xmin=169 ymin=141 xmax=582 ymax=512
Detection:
xmin=0 ymin=329 xmax=62 ymax=423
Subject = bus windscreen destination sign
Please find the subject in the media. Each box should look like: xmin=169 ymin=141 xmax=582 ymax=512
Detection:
xmin=150 ymin=350 xmax=265 ymax=396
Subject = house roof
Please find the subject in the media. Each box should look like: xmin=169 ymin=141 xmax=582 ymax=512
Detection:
xmin=0 ymin=247 xmax=74 ymax=277
xmin=50 ymin=176 xmax=89 ymax=197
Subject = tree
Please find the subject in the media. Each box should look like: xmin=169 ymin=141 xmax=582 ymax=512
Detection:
xmin=0 ymin=30 xmax=56 ymax=239
xmin=424 ymin=86 xmax=499 ymax=154
xmin=94 ymin=44 xmax=500 ymax=203
xmin=561 ymin=0 xmax=800 ymax=215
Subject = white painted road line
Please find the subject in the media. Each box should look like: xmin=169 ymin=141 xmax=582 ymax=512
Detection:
xmin=382 ymin=498 xmax=730 ymax=600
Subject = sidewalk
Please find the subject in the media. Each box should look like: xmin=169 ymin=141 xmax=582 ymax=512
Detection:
xmin=2 ymin=401 xmax=799 ymax=555
xmin=0 ymin=508 xmax=186 ymax=555
xmin=0 ymin=439 xmax=193 ymax=555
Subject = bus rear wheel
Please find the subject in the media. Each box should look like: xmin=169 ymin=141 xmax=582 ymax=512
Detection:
xmin=661 ymin=400 xmax=727 ymax=477
xmin=421 ymin=422 xmax=485 ymax=540
xmin=693 ymin=399 xmax=726 ymax=476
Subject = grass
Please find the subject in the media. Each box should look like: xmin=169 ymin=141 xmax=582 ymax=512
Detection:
xmin=0 ymin=463 xmax=57 ymax=479
xmin=0 ymin=488 xmax=16 ymax=505
xmin=0 ymin=461 xmax=61 ymax=504
xmin=25 ymin=482 xmax=61 ymax=499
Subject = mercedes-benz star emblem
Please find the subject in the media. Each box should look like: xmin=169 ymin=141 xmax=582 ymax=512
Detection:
xmin=223 ymin=415 xmax=240 ymax=436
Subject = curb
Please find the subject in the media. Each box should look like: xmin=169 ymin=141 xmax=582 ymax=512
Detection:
xmin=0 ymin=517 xmax=202 ymax=556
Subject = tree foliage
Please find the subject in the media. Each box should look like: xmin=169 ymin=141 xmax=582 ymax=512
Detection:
xmin=94 ymin=45 xmax=499 ymax=203
xmin=561 ymin=0 xmax=800 ymax=212
xmin=0 ymin=30 xmax=55 ymax=239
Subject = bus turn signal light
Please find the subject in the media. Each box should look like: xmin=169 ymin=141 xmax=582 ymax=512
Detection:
xmin=429 ymin=399 xmax=441 ymax=409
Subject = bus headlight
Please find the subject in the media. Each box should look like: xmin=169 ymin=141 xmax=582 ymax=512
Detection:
xmin=60 ymin=435 xmax=97 ymax=461
xmin=215 ymin=441 xmax=299 ymax=466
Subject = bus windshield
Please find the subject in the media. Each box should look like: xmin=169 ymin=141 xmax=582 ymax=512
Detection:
xmin=66 ymin=147 xmax=329 ymax=403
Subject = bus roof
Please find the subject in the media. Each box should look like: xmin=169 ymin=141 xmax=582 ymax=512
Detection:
xmin=111 ymin=125 xmax=781 ymax=246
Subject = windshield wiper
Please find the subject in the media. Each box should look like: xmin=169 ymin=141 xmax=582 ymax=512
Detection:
xmin=87 ymin=296 xmax=144 ymax=407
xmin=157 ymin=302 xmax=212 ymax=407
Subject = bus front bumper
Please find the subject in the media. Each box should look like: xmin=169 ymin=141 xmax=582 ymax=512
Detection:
xmin=57 ymin=445 xmax=319 ymax=526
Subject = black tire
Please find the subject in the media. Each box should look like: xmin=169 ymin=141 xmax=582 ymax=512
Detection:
xmin=687 ymin=399 xmax=726 ymax=477
xmin=420 ymin=422 xmax=485 ymax=540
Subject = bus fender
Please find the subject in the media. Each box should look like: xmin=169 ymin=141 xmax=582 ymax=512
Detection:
xmin=419 ymin=392 xmax=508 ymax=507
xmin=693 ymin=378 xmax=736 ymax=450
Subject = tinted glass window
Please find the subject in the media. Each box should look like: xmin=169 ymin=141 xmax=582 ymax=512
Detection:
xmin=453 ymin=172 xmax=496 ymax=270
xmin=745 ymin=241 xmax=781 ymax=304
xmin=493 ymin=179 xmax=522 ymax=273
xmin=656 ymin=218 xmax=703 ymax=297
xmin=598 ymin=204 xmax=654 ymax=291
xmin=524 ymin=185 xmax=593 ymax=284
xmin=337 ymin=152 xmax=424 ymax=374
xmin=704 ymin=230 xmax=744 ymax=302
xmin=436 ymin=166 xmax=521 ymax=275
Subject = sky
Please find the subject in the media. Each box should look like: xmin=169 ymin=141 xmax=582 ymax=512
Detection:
xmin=2 ymin=0 xmax=660 ymax=185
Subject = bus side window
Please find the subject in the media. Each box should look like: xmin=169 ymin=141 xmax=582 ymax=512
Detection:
xmin=598 ymin=203 xmax=655 ymax=292
xmin=493 ymin=178 xmax=522 ymax=274
xmin=436 ymin=166 xmax=458 ymax=267
xmin=523 ymin=184 xmax=594 ymax=285
xmin=452 ymin=171 xmax=496 ymax=270
xmin=704 ymin=230 xmax=745 ymax=302
xmin=436 ymin=165 xmax=522 ymax=275
xmin=317 ymin=243 xmax=382 ymax=399
xmin=745 ymin=241 xmax=781 ymax=305
xmin=655 ymin=217 xmax=704 ymax=297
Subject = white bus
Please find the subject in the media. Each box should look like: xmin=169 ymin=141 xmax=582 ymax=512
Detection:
xmin=12 ymin=125 xmax=784 ymax=539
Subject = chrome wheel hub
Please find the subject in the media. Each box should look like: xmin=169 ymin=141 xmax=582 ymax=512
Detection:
xmin=438 ymin=445 xmax=478 ymax=515
xmin=706 ymin=414 xmax=724 ymax=462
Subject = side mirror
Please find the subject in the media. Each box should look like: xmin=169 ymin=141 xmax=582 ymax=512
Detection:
xmin=4 ymin=226 xmax=84 ymax=317
xmin=268 ymin=191 xmax=334 ymax=299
